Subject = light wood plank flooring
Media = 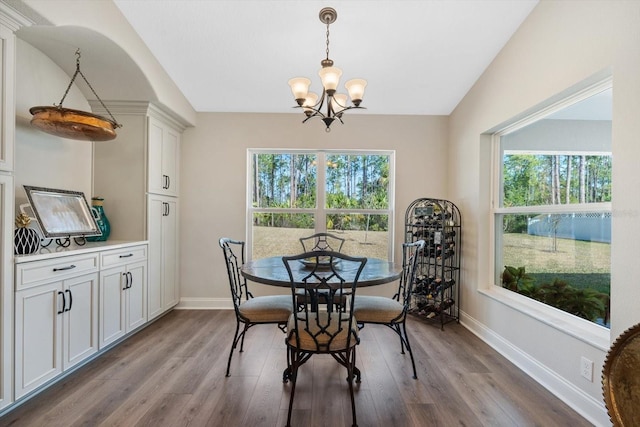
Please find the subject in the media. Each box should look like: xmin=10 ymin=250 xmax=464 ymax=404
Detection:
xmin=0 ymin=310 xmax=593 ymax=426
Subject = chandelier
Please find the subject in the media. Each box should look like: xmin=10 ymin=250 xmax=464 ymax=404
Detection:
xmin=288 ymin=7 xmax=367 ymax=132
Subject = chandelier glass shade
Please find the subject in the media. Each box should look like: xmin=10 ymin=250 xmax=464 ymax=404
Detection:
xmin=288 ymin=7 xmax=367 ymax=132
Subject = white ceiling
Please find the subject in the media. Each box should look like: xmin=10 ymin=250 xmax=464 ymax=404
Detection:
xmin=112 ymin=0 xmax=539 ymax=115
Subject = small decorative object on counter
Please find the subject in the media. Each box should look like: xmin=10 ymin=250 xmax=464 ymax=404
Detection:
xmin=14 ymin=213 xmax=40 ymax=255
xmin=86 ymin=197 xmax=111 ymax=242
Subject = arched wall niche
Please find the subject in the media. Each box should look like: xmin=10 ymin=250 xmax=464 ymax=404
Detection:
xmin=16 ymin=25 xmax=156 ymax=109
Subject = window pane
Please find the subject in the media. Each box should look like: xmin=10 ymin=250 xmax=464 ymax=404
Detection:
xmin=502 ymin=154 xmax=612 ymax=207
xmin=328 ymin=213 xmax=389 ymax=259
xmin=252 ymin=213 xmax=314 ymax=259
xmin=325 ymin=154 xmax=390 ymax=209
xmin=498 ymin=212 xmax=610 ymax=327
xmin=252 ymin=153 xmax=317 ymax=208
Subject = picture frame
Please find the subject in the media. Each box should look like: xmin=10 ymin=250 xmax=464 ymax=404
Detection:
xmin=23 ymin=185 xmax=102 ymax=238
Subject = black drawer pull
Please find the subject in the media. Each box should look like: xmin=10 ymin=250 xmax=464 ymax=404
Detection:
xmin=65 ymin=289 xmax=73 ymax=312
xmin=57 ymin=291 xmax=66 ymax=314
xmin=53 ymin=264 xmax=76 ymax=272
xmin=119 ymin=254 xmax=134 ymax=258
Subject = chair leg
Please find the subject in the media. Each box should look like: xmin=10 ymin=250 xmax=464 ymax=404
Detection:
xmin=226 ymin=319 xmax=242 ymax=377
xmin=401 ymin=322 xmax=418 ymax=380
xmin=395 ymin=324 xmax=406 ymax=354
xmin=286 ymin=348 xmax=300 ymax=427
xmin=347 ymin=348 xmax=358 ymax=427
xmin=239 ymin=323 xmax=249 ymax=352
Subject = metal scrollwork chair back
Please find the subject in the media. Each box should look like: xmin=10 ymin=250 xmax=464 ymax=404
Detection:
xmin=219 ymin=237 xmax=293 ymax=377
xmin=299 ymin=232 xmax=345 ymax=253
xmin=353 ymin=239 xmax=425 ymax=379
xmin=297 ymin=232 xmax=347 ymax=311
xmin=282 ymin=250 xmax=367 ymax=427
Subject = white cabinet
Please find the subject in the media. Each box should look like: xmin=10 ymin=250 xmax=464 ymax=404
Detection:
xmin=99 ymin=246 xmax=148 ymax=349
xmin=92 ymin=103 xmax=183 ymax=321
xmin=14 ymin=254 xmax=99 ymax=399
xmin=148 ymin=115 xmax=180 ymax=197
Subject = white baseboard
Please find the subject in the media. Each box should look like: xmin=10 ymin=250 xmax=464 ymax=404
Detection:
xmin=175 ymin=297 xmax=233 ymax=310
xmin=459 ymin=310 xmax=610 ymax=427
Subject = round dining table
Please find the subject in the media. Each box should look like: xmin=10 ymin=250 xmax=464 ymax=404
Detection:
xmin=241 ymin=255 xmax=402 ymax=287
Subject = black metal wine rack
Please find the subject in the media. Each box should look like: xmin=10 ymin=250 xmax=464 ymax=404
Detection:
xmin=405 ymin=198 xmax=461 ymax=329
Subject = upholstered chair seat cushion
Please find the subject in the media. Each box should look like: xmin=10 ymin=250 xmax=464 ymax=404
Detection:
xmin=287 ymin=312 xmax=359 ymax=351
xmin=239 ymin=295 xmax=293 ymax=322
xmin=353 ymin=295 xmax=404 ymax=323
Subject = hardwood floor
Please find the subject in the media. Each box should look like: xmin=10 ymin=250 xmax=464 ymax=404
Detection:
xmin=0 ymin=310 xmax=593 ymax=426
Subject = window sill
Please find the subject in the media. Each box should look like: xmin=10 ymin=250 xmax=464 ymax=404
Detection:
xmin=478 ymin=286 xmax=610 ymax=351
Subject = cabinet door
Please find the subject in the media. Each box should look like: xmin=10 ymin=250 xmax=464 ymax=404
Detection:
xmin=14 ymin=283 xmax=63 ymax=399
xmin=147 ymin=117 xmax=164 ymax=195
xmin=162 ymin=197 xmax=179 ymax=309
xmin=0 ymin=174 xmax=12 ymax=409
xmin=63 ymin=273 xmax=99 ymax=370
xmin=147 ymin=196 xmax=163 ymax=320
xmin=0 ymin=24 xmax=15 ymax=172
xmin=147 ymin=195 xmax=178 ymax=321
xmin=99 ymin=267 xmax=126 ymax=349
xmin=148 ymin=116 xmax=179 ymax=197
xmin=162 ymin=126 xmax=179 ymax=196
xmin=126 ymin=260 xmax=147 ymax=332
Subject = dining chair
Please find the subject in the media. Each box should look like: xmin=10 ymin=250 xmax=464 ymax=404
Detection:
xmin=219 ymin=237 xmax=293 ymax=377
xmin=353 ymin=239 xmax=425 ymax=379
xmin=299 ymin=232 xmax=345 ymax=253
xmin=282 ymin=251 xmax=367 ymax=427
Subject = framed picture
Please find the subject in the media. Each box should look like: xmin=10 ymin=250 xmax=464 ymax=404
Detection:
xmin=23 ymin=185 xmax=101 ymax=238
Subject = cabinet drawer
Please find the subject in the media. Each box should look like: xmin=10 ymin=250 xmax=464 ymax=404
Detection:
xmin=16 ymin=254 xmax=99 ymax=290
xmin=101 ymin=245 xmax=147 ymax=269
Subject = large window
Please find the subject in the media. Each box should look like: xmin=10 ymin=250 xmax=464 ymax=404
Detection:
xmin=493 ymin=84 xmax=612 ymax=328
xmin=248 ymin=150 xmax=394 ymax=260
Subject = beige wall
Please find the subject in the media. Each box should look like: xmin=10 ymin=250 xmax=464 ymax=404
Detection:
xmin=179 ymin=113 xmax=448 ymax=302
xmin=449 ymin=1 xmax=640 ymax=424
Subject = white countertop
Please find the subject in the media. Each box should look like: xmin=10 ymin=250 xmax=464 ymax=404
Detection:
xmin=14 ymin=240 xmax=149 ymax=263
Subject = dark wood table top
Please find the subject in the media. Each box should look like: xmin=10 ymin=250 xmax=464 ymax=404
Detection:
xmin=241 ymin=256 xmax=402 ymax=287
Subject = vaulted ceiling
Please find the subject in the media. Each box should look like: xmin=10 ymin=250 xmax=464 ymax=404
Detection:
xmin=111 ymin=0 xmax=539 ymax=116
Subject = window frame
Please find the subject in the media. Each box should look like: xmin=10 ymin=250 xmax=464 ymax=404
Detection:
xmin=488 ymin=78 xmax=612 ymax=342
xmin=246 ymin=148 xmax=395 ymax=261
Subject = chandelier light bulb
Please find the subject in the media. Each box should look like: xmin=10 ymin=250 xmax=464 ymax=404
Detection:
xmin=331 ymin=93 xmax=348 ymax=114
xmin=345 ymin=79 xmax=367 ymax=106
xmin=318 ymin=66 xmax=342 ymax=95
xmin=303 ymin=92 xmax=319 ymax=115
xmin=288 ymin=77 xmax=311 ymax=105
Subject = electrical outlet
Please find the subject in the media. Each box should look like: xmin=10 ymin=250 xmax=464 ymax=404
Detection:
xmin=580 ymin=356 xmax=594 ymax=382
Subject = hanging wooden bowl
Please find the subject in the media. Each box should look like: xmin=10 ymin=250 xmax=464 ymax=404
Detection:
xmin=29 ymin=106 xmax=118 ymax=141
